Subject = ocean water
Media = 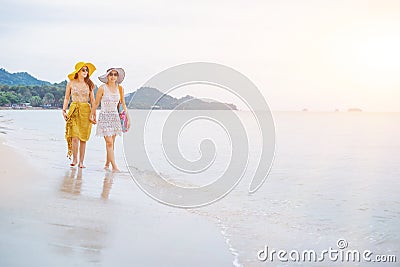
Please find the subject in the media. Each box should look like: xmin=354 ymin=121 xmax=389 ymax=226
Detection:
xmin=1 ymin=110 xmax=399 ymax=266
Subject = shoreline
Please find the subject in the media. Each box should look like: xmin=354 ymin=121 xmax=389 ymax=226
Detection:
xmin=2 ymin=107 xmax=400 ymax=113
xmin=0 ymin=106 xmax=47 ymax=110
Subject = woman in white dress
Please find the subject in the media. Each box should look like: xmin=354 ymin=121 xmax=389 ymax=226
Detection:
xmin=90 ymin=68 xmax=130 ymax=171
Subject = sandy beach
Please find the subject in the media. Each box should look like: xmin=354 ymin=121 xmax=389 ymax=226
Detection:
xmin=0 ymin=136 xmax=234 ymax=266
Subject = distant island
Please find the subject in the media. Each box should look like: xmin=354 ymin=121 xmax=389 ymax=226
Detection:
xmin=347 ymin=108 xmax=362 ymax=112
xmin=125 ymin=87 xmax=237 ymax=110
xmin=299 ymin=108 xmax=363 ymax=112
xmin=0 ymin=68 xmax=236 ymax=110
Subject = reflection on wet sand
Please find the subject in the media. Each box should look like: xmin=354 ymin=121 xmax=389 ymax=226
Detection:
xmin=60 ymin=168 xmax=115 ymax=200
xmin=101 ymin=172 xmax=114 ymax=200
xmin=61 ymin=168 xmax=83 ymax=195
xmin=53 ymin=169 xmax=115 ymax=263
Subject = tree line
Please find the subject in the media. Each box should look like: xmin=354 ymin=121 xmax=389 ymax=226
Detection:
xmin=0 ymin=81 xmax=68 ymax=107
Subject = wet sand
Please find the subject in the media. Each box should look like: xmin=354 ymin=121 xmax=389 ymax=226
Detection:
xmin=0 ymin=139 xmax=233 ymax=266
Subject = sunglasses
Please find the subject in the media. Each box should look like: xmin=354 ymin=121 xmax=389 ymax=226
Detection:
xmin=81 ymin=68 xmax=89 ymax=72
xmin=108 ymin=72 xmax=119 ymax=76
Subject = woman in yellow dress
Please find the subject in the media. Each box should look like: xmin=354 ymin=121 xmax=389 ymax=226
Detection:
xmin=62 ymin=62 xmax=96 ymax=168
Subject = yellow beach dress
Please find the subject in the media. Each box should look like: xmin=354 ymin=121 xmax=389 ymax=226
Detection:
xmin=65 ymin=84 xmax=92 ymax=159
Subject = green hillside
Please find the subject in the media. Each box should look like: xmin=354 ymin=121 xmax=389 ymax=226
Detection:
xmin=0 ymin=68 xmax=51 ymax=86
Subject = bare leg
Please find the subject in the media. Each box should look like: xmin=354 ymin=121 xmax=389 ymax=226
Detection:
xmin=71 ymin=137 xmax=79 ymax=166
xmin=104 ymin=135 xmax=118 ymax=170
xmin=112 ymin=135 xmax=117 ymax=150
xmin=104 ymin=135 xmax=119 ymax=172
xmin=112 ymin=135 xmax=119 ymax=171
xmin=78 ymin=140 xmax=86 ymax=168
xmin=104 ymin=137 xmax=110 ymax=169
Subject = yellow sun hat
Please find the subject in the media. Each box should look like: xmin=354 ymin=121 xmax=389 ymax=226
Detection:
xmin=67 ymin=61 xmax=96 ymax=80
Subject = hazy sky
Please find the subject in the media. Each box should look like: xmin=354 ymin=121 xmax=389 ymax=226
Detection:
xmin=1 ymin=0 xmax=399 ymax=111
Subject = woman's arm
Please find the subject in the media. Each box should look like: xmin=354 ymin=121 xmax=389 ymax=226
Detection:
xmin=90 ymin=85 xmax=104 ymax=124
xmin=119 ymin=86 xmax=131 ymax=130
xmin=62 ymin=82 xmax=72 ymax=121
xmin=89 ymin=87 xmax=96 ymax=107
xmin=120 ymin=86 xmax=129 ymax=115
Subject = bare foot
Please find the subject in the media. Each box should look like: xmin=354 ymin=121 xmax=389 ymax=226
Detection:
xmin=104 ymin=163 xmax=110 ymax=170
xmin=112 ymin=168 xmax=120 ymax=173
xmin=79 ymin=163 xmax=86 ymax=168
xmin=70 ymin=160 xmax=78 ymax=167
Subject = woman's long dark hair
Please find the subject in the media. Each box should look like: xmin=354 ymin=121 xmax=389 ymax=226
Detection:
xmin=74 ymin=72 xmax=95 ymax=91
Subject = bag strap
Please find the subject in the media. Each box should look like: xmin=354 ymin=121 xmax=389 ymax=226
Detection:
xmin=118 ymin=85 xmax=123 ymax=102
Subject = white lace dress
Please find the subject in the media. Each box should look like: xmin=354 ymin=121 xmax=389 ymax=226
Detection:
xmin=95 ymin=84 xmax=122 ymax=137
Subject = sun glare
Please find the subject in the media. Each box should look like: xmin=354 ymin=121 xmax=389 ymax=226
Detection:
xmin=329 ymin=26 xmax=400 ymax=88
